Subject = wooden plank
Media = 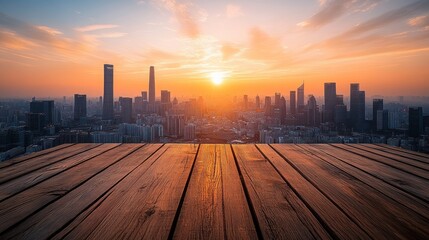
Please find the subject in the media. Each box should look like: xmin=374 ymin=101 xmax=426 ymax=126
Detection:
xmin=0 ymin=144 xmax=101 ymax=184
xmin=173 ymin=144 xmax=258 ymax=240
xmin=58 ymin=144 xmax=199 ymax=240
xmin=316 ymin=144 xmax=429 ymax=202
xmin=0 ymin=144 xmax=142 ymax=234
xmin=377 ymin=144 xmax=429 ymax=159
xmin=271 ymin=144 xmax=429 ymax=239
xmin=0 ymin=144 xmax=75 ymax=169
xmin=0 ymin=144 xmax=119 ymax=202
xmin=257 ymin=144 xmax=369 ymax=239
xmin=348 ymin=144 xmax=429 ymax=171
xmin=363 ymin=144 xmax=429 ymax=164
xmin=300 ymin=144 xmax=429 ymax=220
xmin=1 ymin=144 xmax=164 ymax=240
xmin=333 ymin=144 xmax=429 ymax=180
xmin=232 ymin=144 xmax=332 ymax=239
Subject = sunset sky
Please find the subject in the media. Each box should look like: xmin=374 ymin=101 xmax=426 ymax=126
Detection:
xmin=0 ymin=0 xmax=428 ymax=99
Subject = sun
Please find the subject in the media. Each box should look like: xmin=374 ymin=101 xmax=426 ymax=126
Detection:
xmin=210 ymin=72 xmax=224 ymax=85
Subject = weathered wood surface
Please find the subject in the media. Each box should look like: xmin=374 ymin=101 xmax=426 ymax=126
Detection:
xmin=0 ymin=143 xmax=428 ymax=240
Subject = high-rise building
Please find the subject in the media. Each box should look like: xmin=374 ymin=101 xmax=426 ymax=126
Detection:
xmin=142 ymin=91 xmax=148 ymax=102
xmin=102 ymin=64 xmax=114 ymax=120
xmin=274 ymin=93 xmax=281 ymax=107
xmin=120 ymin=97 xmax=133 ymax=123
xmin=184 ymin=123 xmax=196 ymax=140
xmin=350 ymin=84 xmax=366 ymax=131
xmin=149 ymin=66 xmax=155 ymax=103
xmin=376 ymin=110 xmax=389 ymax=131
xmin=243 ymin=95 xmax=248 ymax=110
xmin=324 ymin=83 xmax=336 ymax=122
xmin=290 ymin=91 xmax=296 ymax=115
xmin=74 ymin=94 xmax=87 ymax=121
xmin=134 ymin=96 xmax=143 ymax=115
xmin=307 ymin=95 xmax=319 ymax=127
xmin=30 ymin=100 xmax=54 ymax=125
xmin=264 ymin=96 xmax=272 ymax=116
xmin=167 ymin=114 xmax=185 ymax=137
xmin=279 ymin=97 xmax=287 ymax=125
xmin=297 ymin=83 xmax=304 ymax=113
xmin=255 ymin=95 xmax=260 ymax=109
xmin=373 ymin=99 xmax=383 ymax=131
xmin=161 ymin=90 xmax=171 ymax=103
xmin=409 ymin=107 xmax=423 ymax=137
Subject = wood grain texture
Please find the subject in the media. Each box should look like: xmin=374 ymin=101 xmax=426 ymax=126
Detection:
xmin=318 ymin=144 xmax=429 ymax=202
xmin=0 ymin=144 xmax=119 ymax=202
xmin=259 ymin=144 xmax=369 ymax=239
xmin=332 ymin=144 xmax=429 ymax=180
xmin=362 ymin=144 xmax=429 ymax=164
xmin=272 ymin=144 xmax=429 ymax=239
xmin=61 ymin=144 xmax=198 ymax=240
xmin=0 ymin=144 xmax=141 ymax=234
xmin=301 ymin=144 xmax=429 ymax=220
xmin=347 ymin=144 xmax=429 ymax=171
xmin=0 ymin=144 xmax=75 ymax=169
xmin=173 ymin=144 xmax=258 ymax=240
xmin=1 ymin=144 xmax=164 ymax=240
xmin=232 ymin=144 xmax=331 ymax=239
xmin=0 ymin=144 xmax=100 ymax=184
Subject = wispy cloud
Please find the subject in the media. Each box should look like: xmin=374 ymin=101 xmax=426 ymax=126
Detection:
xmin=226 ymin=4 xmax=244 ymax=19
xmin=75 ymin=24 xmax=119 ymax=32
xmin=157 ymin=0 xmax=201 ymax=38
xmin=298 ymin=0 xmax=381 ymax=29
xmin=408 ymin=15 xmax=429 ymax=30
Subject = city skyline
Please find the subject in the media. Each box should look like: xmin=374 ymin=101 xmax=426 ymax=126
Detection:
xmin=0 ymin=0 xmax=429 ymax=98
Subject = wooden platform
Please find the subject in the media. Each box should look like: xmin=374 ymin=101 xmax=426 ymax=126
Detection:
xmin=0 ymin=144 xmax=428 ymax=239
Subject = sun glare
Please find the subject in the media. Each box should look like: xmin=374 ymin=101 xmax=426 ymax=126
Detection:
xmin=210 ymin=72 xmax=224 ymax=85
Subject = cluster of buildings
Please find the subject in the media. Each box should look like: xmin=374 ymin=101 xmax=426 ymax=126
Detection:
xmin=0 ymin=64 xmax=428 ymax=160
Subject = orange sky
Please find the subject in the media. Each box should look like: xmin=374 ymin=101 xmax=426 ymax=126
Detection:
xmin=0 ymin=0 xmax=429 ymax=99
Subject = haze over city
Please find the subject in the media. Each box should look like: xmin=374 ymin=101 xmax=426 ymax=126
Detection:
xmin=1 ymin=0 xmax=429 ymax=98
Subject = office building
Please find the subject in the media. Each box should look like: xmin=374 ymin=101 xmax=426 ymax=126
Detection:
xmin=161 ymin=90 xmax=171 ymax=103
xmin=74 ymin=94 xmax=87 ymax=121
xmin=350 ymin=84 xmax=366 ymax=131
xmin=290 ymin=91 xmax=296 ymax=115
xmin=373 ymin=99 xmax=383 ymax=131
xmin=255 ymin=95 xmax=260 ymax=109
xmin=149 ymin=66 xmax=155 ymax=103
xmin=243 ymin=95 xmax=248 ymax=110
xmin=409 ymin=107 xmax=423 ymax=137
xmin=120 ymin=97 xmax=133 ymax=123
xmin=102 ymin=64 xmax=114 ymax=120
xmin=184 ymin=123 xmax=196 ymax=140
xmin=324 ymin=83 xmax=337 ymax=123
xmin=307 ymin=95 xmax=319 ymax=127
xmin=30 ymin=100 xmax=54 ymax=125
xmin=297 ymin=83 xmax=304 ymax=113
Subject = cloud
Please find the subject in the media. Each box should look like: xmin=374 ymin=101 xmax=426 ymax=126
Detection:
xmin=0 ymin=30 xmax=37 ymax=50
xmin=157 ymin=0 xmax=201 ymax=38
xmin=298 ymin=0 xmax=381 ymax=29
xmin=408 ymin=15 xmax=429 ymax=30
xmin=221 ymin=43 xmax=240 ymax=60
xmin=226 ymin=4 xmax=243 ymax=19
xmin=75 ymin=24 xmax=119 ymax=32
xmin=305 ymin=1 xmax=429 ymax=61
xmin=244 ymin=27 xmax=287 ymax=61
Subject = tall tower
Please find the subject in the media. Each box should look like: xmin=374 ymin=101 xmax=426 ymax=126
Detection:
xmin=149 ymin=66 xmax=155 ymax=104
xmin=290 ymin=91 xmax=296 ymax=115
xmin=324 ymin=82 xmax=336 ymax=123
xmin=74 ymin=94 xmax=87 ymax=121
xmin=350 ymin=83 xmax=366 ymax=131
xmin=297 ymin=83 xmax=304 ymax=113
xmin=102 ymin=64 xmax=114 ymax=120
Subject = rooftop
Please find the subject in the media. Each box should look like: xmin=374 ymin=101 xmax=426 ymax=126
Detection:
xmin=0 ymin=143 xmax=428 ymax=239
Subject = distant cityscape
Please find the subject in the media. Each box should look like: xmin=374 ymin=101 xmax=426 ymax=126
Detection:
xmin=1 ymin=64 xmax=429 ymax=161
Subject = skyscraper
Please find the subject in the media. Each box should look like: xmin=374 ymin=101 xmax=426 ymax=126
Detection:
xmin=297 ymin=83 xmax=304 ymax=113
xmin=243 ymin=95 xmax=248 ymax=110
xmin=142 ymin=91 xmax=148 ymax=101
xmin=409 ymin=107 xmax=423 ymax=137
xmin=373 ymin=99 xmax=383 ymax=131
xmin=290 ymin=91 xmax=296 ymax=115
xmin=350 ymin=83 xmax=366 ymax=131
xmin=74 ymin=94 xmax=87 ymax=121
xmin=264 ymin=96 xmax=272 ymax=116
xmin=307 ymin=95 xmax=319 ymax=127
xmin=102 ymin=64 xmax=114 ymax=120
xmin=324 ymin=82 xmax=336 ymax=123
xmin=274 ymin=93 xmax=281 ymax=107
xmin=30 ymin=100 xmax=54 ymax=125
xmin=149 ymin=66 xmax=155 ymax=104
xmin=120 ymin=97 xmax=133 ymax=123
xmin=255 ymin=95 xmax=260 ymax=109
xmin=161 ymin=90 xmax=171 ymax=103
xmin=279 ymin=96 xmax=287 ymax=124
